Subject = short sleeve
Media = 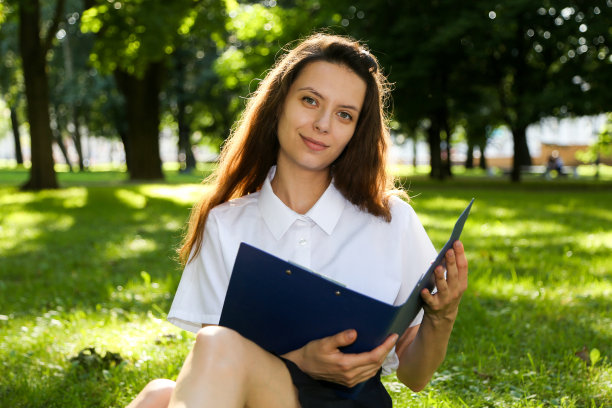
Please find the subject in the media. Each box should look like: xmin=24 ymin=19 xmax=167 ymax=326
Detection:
xmin=167 ymin=212 xmax=230 ymax=333
xmin=395 ymin=200 xmax=437 ymax=326
xmin=383 ymin=200 xmax=437 ymax=375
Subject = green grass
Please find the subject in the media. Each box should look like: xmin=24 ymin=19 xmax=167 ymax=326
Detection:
xmin=1 ymin=167 xmax=611 ymax=407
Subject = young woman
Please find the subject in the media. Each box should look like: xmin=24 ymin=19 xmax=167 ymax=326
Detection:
xmin=127 ymin=33 xmax=468 ymax=408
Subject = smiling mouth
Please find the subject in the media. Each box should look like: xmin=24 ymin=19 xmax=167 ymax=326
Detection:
xmin=301 ymin=135 xmax=329 ymax=151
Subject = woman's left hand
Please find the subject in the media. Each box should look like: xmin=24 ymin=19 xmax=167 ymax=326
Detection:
xmin=395 ymin=240 xmax=468 ymax=391
xmin=420 ymin=240 xmax=468 ymax=324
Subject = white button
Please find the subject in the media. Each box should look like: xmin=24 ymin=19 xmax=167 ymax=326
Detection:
xmin=298 ymin=238 xmax=307 ymax=245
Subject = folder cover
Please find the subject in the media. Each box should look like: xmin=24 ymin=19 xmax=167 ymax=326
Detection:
xmin=219 ymin=198 xmax=474 ymax=356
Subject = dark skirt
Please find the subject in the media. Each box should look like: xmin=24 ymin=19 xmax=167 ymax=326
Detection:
xmin=280 ymin=357 xmax=393 ymax=408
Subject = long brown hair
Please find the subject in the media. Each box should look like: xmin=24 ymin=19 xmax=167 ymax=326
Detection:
xmin=179 ymin=33 xmax=402 ymax=265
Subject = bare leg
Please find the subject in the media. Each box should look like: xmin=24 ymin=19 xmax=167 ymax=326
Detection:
xmin=126 ymin=378 xmax=175 ymax=408
xmin=168 ymin=326 xmax=300 ymax=408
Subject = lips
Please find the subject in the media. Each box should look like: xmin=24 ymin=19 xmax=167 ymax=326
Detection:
xmin=300 ymin=135 xmax=329 ymax=151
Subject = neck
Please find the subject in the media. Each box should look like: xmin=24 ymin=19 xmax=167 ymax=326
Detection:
xmin=271 ymin=166 xmax=331 ymax=215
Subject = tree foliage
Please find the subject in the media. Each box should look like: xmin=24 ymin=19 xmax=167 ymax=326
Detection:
xmin=80 ymin=0 xmax=226 ymax=180
xmin=480 ymin=1 xmax=612 ymax=180
xmin=1 ymin=0 xmax=610 ymax=184
xmin=336 ymin=0 xmax=612 ymax=180
xmin=211 ymin=0 xmax=339 ymax=135
xmin=81 ymin=0 xmax=226 ymax=77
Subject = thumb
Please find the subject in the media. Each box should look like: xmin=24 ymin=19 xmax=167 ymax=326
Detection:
xmin=325 ymin=329 xmax=357 ymax=349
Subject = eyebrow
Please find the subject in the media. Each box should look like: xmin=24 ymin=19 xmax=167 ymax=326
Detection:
xmin=298 ymin=87 xmax=361 ymax=112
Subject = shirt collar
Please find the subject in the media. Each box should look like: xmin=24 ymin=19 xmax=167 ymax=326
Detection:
xmin=258 ymin=166 xmax=346 ymax=240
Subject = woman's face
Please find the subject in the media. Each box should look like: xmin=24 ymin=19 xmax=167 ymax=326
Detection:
xmin=276 ymin=61 xmax=367 ymax=176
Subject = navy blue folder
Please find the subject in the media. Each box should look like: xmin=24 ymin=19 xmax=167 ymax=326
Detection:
xmin=219 ymin=198 xmax=474 ymax=356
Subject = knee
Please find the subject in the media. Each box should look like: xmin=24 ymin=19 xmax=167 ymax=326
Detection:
xmin=144 ymin=378 xmax=175 ymax=394
xmin=131 ymin=379 xmax=175 ymax=408
xmin=195 ymin=326 xmax=246 ymax=352
xmin=195 ymin=326 xmax=243 ymax=351
xmin=194 ymin=326 xmax=247 ymax=369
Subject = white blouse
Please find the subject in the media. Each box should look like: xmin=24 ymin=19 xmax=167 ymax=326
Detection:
xmin=168 ymin=167 xmax=437 ymax=374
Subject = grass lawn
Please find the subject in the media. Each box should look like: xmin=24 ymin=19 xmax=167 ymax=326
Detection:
xmin=1 ymin=166 xmax=611 ymax=407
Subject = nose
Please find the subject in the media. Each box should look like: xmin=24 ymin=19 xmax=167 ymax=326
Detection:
xmin=313 ymin=112 xmax=330 ymax=134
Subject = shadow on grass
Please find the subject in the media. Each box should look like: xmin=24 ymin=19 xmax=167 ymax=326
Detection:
xmin=1 ymin=185 xmax=193 ymax=316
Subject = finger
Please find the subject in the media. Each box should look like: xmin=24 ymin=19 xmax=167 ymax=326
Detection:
xmin=445 ymin=248 xmax=458 ymax=284
xmin=433 ymin=265 xmax=449 ymax=293
xmin=348 ymin=366 xmax=381 ymax=387
xmin=323 ymin=329 xmax=357 ymax=350
xmin=342 ymin=356 xmax=387 ymax=387
xmin=341 ymin=332 xmax=397 ymax=371
xmin=454 ymin=241 xmax=468 ymax=279
xmin=371 ymin=333 xmax=398 ymax=358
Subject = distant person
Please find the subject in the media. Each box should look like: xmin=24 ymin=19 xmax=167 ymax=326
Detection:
xmin=126 ymin=33 xmax=469 ymax=408
xmin=545 ymin=150 xmax=565 ymax=178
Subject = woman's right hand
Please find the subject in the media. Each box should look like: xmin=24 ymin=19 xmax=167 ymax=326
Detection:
xmin=281 ymin=329 xmax=398 ymax=388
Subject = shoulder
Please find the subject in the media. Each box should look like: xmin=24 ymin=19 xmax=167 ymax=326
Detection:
xmin=211 ymin=191 xmax=261 ymax=212
xmin=387 ymin=195 xmax=432 ymax=237
xmin=208 ymin=191 xmax=261 ymax=223
xmin=389 ymin=195 xmax=418 ymax=221
xmin=341 ymin=194 xmax=419 ymax=228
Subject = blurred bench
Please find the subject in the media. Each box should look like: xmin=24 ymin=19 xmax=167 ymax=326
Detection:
xmin=501 ymin=165 xmax=578 ymax=177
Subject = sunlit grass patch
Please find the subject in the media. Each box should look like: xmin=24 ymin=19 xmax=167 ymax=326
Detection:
xmin=114 ymin=188 xmax=148 ymax=209
xmin=137 ymin=183 xmax=208 ymax=206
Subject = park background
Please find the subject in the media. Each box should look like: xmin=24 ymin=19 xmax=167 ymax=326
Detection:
xmin=1 ymin=0 xmax=611 ymax=407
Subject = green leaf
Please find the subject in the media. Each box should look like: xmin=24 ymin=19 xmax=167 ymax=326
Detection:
xmin=589 ymin=348 xmax=601 ymax=367
xmin=140 ymin=270 xmax=151 ymax=287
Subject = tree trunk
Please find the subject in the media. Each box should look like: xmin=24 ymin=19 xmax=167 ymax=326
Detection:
xmin=508 ymin=15 xmax=532 ymax=183
xmin=174 ymin=56 xmax=196 ymax=173
xmin=442 ymin=119 xmax=452 ymax=177
xmin=72 ymin=107 xmax=85 ymax=171
xmin=53 ymin=134 xmax=73 ymax=172
xmin=18 ymin=0 xmax=60 ymax=190
xmin=178 ymin=113 xmax=196 ymax=172
xmin=110 ymin=105 xmax=131 ymax=170
xmin=118 ymin=128 xmax=131 ymax=171
xmin=51 ymin=106 xmax=73 ymax=172
xmin=114 ymin=62 xmax=164 ymax=180
xmin=427 ymin=121 xmax=443 ymax=180
xmin=510 ymin=124 xmax=531 ymax=182
xmin=477 ymin=144 xmax=487 ymax=170
xmin=465 ymin=140 xmax=474 ymax=169
xmin=62 ymin=25 xmax=85 ymax=171
xmin=412 ymin=135 xmax=417 ymax=169
xmin=10 ymin=107 xmax=24 ymax=165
